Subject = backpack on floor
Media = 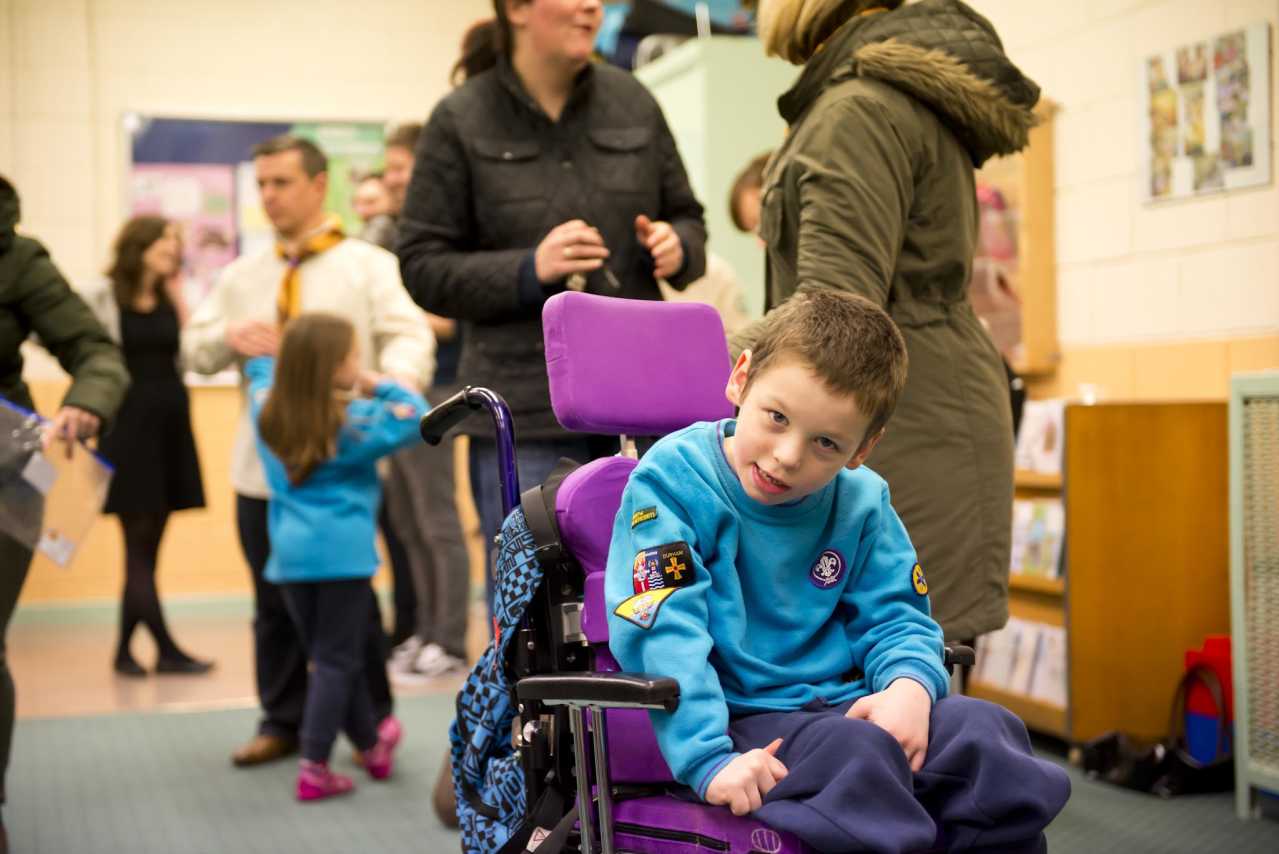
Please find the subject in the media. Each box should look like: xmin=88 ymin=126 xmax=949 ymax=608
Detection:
xmin=449 ymin=462 xmax=581 ymax=854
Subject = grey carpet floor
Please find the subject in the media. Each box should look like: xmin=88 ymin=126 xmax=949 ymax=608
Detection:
xmin=6 ymin=693 xmax=1279 ymax=853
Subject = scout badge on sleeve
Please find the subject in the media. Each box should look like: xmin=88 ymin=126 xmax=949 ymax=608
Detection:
xmin=912 ymin=563 xmax=929 ymax=595
xmin=631 ymin=506 xmax=658 ymax=528
xmin=616 ymin=541 xmax=694 ymax=629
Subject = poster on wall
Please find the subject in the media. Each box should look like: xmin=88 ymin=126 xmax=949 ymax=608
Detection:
xmin=1140 ymin=21 xmax=1272 ymax=202
xmin=125 ymin=115 xmax=386 ymax=312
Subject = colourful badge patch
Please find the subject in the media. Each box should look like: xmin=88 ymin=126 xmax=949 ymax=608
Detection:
xmin=809 ymin=549 xmax=846 ymax=589
xmin=614 ymin=587 xmax=679 ymax=630
xmin=632 ymin=548 xmax=663 ymax=593
xmin=632 ymin=541 xmax=694 ymax=594
xmin=631 ymin=506 xmax=658 ymax=528
xmin=912 ymin=563 xmax=929 ymax=595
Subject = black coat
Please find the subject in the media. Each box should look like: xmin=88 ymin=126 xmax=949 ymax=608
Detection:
xmin=398 ymin=58 xmax=706 ymax=440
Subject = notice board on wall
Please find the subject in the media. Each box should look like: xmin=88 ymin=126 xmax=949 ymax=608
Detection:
xmin=1140 ymin=21 xmax=1272 ymax=201
xmin=124 ymin=115 xmax=385 ymax=311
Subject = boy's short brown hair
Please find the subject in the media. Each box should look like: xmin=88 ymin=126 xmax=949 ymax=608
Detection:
xmin=745 ymin=289 xmax=908 ymax=446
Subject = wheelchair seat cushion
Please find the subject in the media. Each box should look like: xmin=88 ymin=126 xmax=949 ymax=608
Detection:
xmin=555 ymin=455 xmax=638 ymax=575
xmin=611 ymin=793 xmax=812 ymax=854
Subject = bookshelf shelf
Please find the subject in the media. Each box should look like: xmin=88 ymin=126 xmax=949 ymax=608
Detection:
xmin=1008 ymin=574 xmax=1065 ymax=596
xmin=967 ymin=681 xmax=1068 ymax=738
xmin=1013 ymin=469 xmax=1062 ymax=490
xmin=978 ymin=402 xmax=1230 ymax=746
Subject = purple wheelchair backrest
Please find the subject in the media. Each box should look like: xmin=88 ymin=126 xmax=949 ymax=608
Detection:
xmin=542 ymin=290 xmax=734 ymax=435
xmin=543 ymin=292 xmax=733 ymax=784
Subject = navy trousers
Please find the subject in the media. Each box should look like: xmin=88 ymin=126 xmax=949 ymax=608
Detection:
xmin=728 ymin=695 xmax=1070 ymax=854
xmin=280 ymin=579 xmax=380 ymax=763
xmin=236 ymin=496 xmax=392 ymax=739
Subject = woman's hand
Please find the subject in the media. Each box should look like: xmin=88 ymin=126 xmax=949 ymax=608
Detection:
xmin=42 ymin=406 xmax=101 ymax=458
xmin=534 ymin=219 xmax=610 ymax=284
xmin=845 ymin=678 xmax=932 ymax=772
xmin=635 ymin=215 xmax=683 ymax=280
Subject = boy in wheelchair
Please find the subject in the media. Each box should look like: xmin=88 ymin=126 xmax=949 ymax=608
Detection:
xmin=605 ymin=290 xmax=1070 ymax=853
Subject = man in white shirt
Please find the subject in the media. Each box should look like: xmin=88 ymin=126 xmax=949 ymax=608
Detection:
xmin=183 ymin=135 xmax=434 ymax=767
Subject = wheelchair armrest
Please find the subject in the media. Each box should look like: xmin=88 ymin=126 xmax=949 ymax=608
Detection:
xmin=945 ymin=643 xmax=976 ymax=669
xmin=517 ymin=672 xmax=680 ymax=713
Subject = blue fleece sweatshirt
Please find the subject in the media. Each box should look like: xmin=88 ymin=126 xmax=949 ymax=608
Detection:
xmin=245 ymin=357 xmax=428 ymax=584
xmin=605 ymin=419 xmax=947 ymax=799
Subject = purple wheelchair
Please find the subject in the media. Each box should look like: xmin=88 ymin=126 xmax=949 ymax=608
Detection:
xmin=421 ymin=292 xmax=972 ymax=854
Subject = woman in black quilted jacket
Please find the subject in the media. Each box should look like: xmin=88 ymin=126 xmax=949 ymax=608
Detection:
xmin=397 ymin=0 xmax=707 ymax=612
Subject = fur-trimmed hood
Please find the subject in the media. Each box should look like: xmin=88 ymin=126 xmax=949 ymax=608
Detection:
xmin=777 ymin=0 xmax=1040 ymax=166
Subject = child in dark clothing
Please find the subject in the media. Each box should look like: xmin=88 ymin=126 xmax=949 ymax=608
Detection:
xmin=606 ymin=291 xmax=1069 ymax=852
xmin=248 ymin=312 xmax=428 ymax=801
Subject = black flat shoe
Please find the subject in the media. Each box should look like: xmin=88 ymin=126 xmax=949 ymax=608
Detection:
xmin=113 ymin=656 xmax=146 ymax=678
xmin=155 ymin=656 xmax=214 ymax=675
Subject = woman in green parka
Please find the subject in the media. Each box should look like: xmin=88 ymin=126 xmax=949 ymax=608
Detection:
xmin=733 ymin=0 xmax=1040 ymax=642
xmin=0 ymin=175 xmax=128 ymax=848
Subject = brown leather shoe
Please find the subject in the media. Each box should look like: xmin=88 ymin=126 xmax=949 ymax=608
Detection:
xmin=231 ymin=734 xmax=298 ymax=767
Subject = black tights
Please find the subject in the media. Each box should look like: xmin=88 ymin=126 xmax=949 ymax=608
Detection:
xmin=117 ymin=512 xmax=184 ymax=662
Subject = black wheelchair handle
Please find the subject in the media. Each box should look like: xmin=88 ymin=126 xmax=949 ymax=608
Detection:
xmin=419 ymin=388 xmax=481 ymax=445
xmin=945 ymin=643 xmax=976 ymax=669
xmin=517 ymin=672 xmax=681 ymax=714
xmin=419 ymin=386 xmax=521 ymax=516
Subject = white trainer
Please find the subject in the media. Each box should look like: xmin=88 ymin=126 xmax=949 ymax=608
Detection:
xmin=389 ymin=636 xmax=425 ymax=674
xmin=415 ymin=644 xmax=466 ymax=678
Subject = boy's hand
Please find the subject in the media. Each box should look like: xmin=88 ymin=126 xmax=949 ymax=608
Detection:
xmin=846 ymin=678 xmax=932 ymax=772
xmin=705 ymin=738 xmax=788 ymax=816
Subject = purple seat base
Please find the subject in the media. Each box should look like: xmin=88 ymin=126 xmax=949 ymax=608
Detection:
xmin=609 ymin=794 xmax=811 ymax=854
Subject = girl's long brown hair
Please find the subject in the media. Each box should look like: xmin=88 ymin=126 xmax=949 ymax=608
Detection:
xmin=107 ymin=215 xmax=174 ymax=310
xmin=257 ymin=313 xmax=355 ymax=485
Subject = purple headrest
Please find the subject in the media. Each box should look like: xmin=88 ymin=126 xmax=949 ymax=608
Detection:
xmin=543 ymin=292 xmax=734 ymax=435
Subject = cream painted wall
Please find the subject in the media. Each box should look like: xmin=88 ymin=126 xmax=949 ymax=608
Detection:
xmin=968 ymin=0 xmax=1279 ymax=348
xmin=1 ymin=0 xmax=491 ymax=290
xmin=2 ymin=0 xmax=491 ymax=603
xmin=7 ymin=0 xmax=1277 ymax=354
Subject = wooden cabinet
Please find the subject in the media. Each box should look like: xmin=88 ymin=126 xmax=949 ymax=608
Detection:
xmin=973 ymin=102 xmax=1059 ymax=378
xmin=969 ymin=401 xmax=1232 ymax=744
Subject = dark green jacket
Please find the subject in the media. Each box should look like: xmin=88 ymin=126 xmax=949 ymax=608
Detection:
xmin=1 ymin=201 xmax=129 ymax=423
xmin=732 ymin=0 xmax=1039 ymax=640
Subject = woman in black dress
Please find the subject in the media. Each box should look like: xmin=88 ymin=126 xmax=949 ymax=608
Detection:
xmin=89 ymin=216 xmax=212 ymax=676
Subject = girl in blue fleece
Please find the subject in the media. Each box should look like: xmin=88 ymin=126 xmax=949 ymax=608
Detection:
xmin=606 ymin=291 xmax=1069 ymax=853
xmin=247 ymin=312 xmax=427 ymax=801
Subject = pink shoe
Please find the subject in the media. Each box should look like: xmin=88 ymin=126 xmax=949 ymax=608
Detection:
xmin=297 ymin=760 xmax=355 ymax=801
xmin=377 ymin=715 xmax=402 ymax=746
xmin=364 ymin=717 xmax=403 ymax=780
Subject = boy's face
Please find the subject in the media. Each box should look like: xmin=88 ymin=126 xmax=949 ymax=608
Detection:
xmin=724 ymin=351 xmax=881 ymax=506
